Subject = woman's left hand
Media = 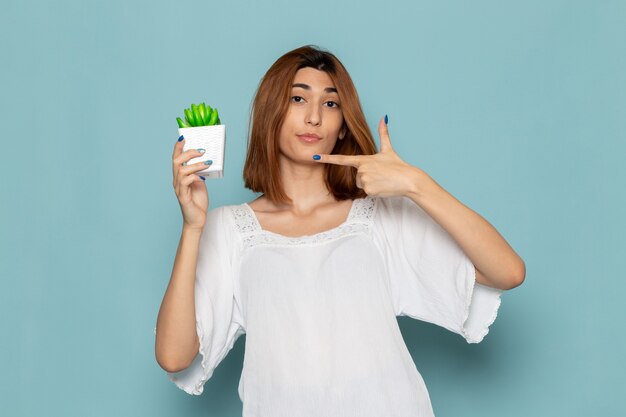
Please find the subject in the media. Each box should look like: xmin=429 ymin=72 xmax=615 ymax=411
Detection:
xmin=313 ymin=116 xmax=426 ymax=198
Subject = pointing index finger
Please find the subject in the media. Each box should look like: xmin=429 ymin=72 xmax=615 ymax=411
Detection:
xmin=313 ymin=153 xmax=363 ymax=167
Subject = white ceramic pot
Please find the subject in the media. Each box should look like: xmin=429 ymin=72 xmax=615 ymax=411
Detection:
xmin=178 ymin=124 xmax=226 ymax=179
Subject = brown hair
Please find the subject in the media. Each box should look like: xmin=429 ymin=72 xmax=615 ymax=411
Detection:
xmin=242 ymin=44 xmax=378 ymax=205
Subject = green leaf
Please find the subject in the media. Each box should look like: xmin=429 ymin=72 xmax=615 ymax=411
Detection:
xmin=198 ymin=103 xmax=207 ymax=126
xmin=202 ymin=103 xmax=211 ymax=125
xmin=176 ymin=117 xmax=190 ymax=128
xmin=184 ymin=108 xmax=195 ymax=126
xmin=208 ymin=107 xmax=218 ymax=125
xmin=191 ymin=104 xmax=201 ymax=126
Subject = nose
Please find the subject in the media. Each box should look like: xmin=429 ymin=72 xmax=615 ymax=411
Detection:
xmin=305 ymin=105 xmax=321 ymax=126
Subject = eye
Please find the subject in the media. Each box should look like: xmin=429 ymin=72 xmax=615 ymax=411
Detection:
xmin=290 ymin=96 xmax=340 ymax=108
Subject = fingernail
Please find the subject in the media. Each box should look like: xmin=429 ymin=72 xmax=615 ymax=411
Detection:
xmin=204 ymin=160 xmax=213 ymax=165
xmin=197 ymin=148 xmax=205 ymax=153
xmin=384 ymin=115 xmax=388 ymax=125
xmin=178 ymin=135 xmax=184 ymax=142
xmin=200 ymin=176 xmax=206 ymax=180
xmin=312 ymin=154 xmax=320 ymax=160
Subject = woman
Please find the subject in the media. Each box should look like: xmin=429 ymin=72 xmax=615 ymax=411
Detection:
xmin=155 ymin=44 xmax=525 ymax=416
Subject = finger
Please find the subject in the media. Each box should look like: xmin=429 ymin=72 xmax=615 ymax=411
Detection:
xmin=173 ymin=148 xmax=204 ymax=167
xmin=181 ymin=173 xmax=204 ymax=187
xmin=313 ymin=153 xmax=363 ymax=167
xmin=378 ymin=116 xmax=392 ymax=153
xmin=176 ymin=174 xmax=198 ymax=199
xmin=174 ymin=159 xmax=211 ymax=188
xmin=172 ymin=135 xmax=185 ymax=178
xmin=181 ymin=160 xmax=212 ymax=175
xmin=172 ymin=135 xmax=185 ymax=159
xmin=175 ymin=162 xmax=211 ymax=192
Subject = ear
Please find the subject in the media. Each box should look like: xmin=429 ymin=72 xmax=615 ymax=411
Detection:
xmin=339 ymin=124 xmax=347 ymax=140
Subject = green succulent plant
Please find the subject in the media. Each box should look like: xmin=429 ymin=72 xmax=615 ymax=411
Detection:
xmin=176 ymin=102 xmax=221 ymax=128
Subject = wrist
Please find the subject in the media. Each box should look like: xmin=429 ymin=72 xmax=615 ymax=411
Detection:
xmin=182 ymin=223 xmax=204 ymax=237
xmin=405 ymin=166 xmax=438 ymax=204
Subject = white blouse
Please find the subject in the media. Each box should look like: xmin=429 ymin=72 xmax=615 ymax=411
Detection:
xmin=164 ymin=195 xmax=503 ymax=417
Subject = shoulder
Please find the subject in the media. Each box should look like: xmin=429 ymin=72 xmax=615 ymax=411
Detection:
xmin=245 ymin=195 xmax=266 ymax=211
xmin=210 ymin=202 xmax=258 ymax=240
xmin=201 ymin=204 xmax=247 ymax=253
xmin=208 ymin=203 xmax=241 ymax=225
xmin=371 ymin=195 xmax=431 ymax=234
xmin=206 ymin=204 xmax=227 ymax=223
xmin=203 ymin=204 xmax=241 ymax=237
xmin=374 ymin=195 xmax=420 ymax=218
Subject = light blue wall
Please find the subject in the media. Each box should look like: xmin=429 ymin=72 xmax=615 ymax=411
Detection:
xmin=2 ymin=1 xmax=624 ymax=416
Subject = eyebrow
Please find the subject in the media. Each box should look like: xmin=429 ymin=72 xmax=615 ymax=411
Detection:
xmin=292 ymin=83 xmax=338 ymax=94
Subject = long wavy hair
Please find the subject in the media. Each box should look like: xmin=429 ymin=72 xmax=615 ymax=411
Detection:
xmin=242 ymin=44 xmax=378 ymax=205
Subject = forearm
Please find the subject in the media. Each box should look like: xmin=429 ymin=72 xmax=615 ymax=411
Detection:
xmin=155 ymin=226 xmax=203 ymax=372
xmin=405 ymin=167 xmax=525 ymax=291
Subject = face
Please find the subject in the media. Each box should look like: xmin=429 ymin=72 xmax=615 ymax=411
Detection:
xmin=277 ymin=67 xmax=347 ymax=164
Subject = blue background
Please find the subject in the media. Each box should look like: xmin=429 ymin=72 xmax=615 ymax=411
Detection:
xmin=2 ymin=0 xmax=624 ymax=416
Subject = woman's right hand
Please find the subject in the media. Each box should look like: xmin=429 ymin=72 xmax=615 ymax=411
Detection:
xmin=172 ymin=136 xmax=212 ymax=230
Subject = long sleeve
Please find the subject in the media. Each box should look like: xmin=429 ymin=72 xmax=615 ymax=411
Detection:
xmin=166 ymin=206 xmax=246 ymax=395
xmin=372 ymin=195 xmax=503 ymax=344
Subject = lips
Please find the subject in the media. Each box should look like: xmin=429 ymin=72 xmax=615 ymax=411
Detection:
xmin=297 ymin=134 xmax=321 ymax=143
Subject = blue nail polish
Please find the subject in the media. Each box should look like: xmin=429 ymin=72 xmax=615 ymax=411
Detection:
xmin=312 ymin=154 xmax=320 ymax=160
xmin=178 ymin=135 xmax=184 ymax=142
xmin=200 ymin=176 xmax=206 ymax=180
xmin=384 ymin=115 xmax=388 ymax=125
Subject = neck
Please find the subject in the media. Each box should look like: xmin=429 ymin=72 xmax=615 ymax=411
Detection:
xmin=276 ymin=157 xmax=335 ymax=211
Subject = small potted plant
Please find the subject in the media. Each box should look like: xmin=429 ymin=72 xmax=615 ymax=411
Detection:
xmin=176 ymin=102 xmax=226 ymax=179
